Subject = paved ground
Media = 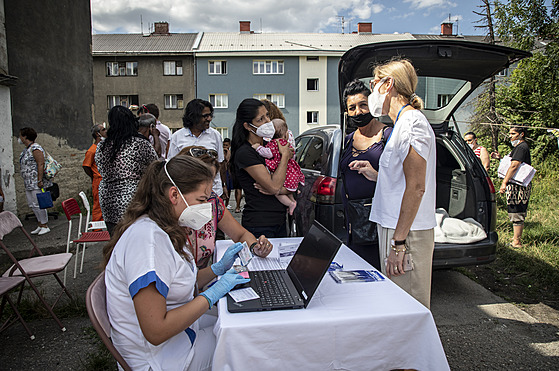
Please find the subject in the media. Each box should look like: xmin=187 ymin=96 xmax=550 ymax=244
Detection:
xmin=1 ymin=197 xmax=558 ymax=370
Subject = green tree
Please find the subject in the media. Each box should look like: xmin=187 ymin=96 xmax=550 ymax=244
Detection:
xmin=472 ymin=0 xmax=559 ymax=162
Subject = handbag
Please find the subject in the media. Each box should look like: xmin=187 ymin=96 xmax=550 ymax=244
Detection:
xmin=44 ymin=152 xmax=62 ymax=180
xmin=36 ymin=188 xmax=53 ymax=209
xmin=345 ymin=197 xmax=378 ymax=245
xmin=46 ymin=182 xmax=60 ymax=201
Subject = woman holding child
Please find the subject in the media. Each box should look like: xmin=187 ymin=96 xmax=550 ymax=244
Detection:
xmin=231 ymin=98 xmax=294 ymax=238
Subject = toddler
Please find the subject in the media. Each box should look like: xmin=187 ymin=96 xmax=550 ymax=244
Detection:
xmin=252 ymin=119 xmax=305 ymax=215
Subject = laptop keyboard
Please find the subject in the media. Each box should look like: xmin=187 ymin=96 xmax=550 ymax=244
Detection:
xmin=252 ymin=270 xmax=296 ymax=307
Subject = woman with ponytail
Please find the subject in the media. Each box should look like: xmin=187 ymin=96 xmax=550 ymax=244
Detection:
xmin=349 ymin=58 xmax=436 ymax=309
xmin=103 ymin=155 xmax=249 ymax=371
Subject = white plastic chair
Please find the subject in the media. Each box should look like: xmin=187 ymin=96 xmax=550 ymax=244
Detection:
xmin=78 ymin=191 xmax=107 ymax=231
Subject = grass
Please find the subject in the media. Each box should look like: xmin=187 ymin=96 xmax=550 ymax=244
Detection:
xmin=462 ymin=163 xmax=559 ymax=309
xmin=81 ymin=327 xmax=117 ymax=371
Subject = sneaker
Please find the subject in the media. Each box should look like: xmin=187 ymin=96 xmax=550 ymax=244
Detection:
xmin=30 ymin=226 xmax=42 ymax=235
xmin=37 ymin=227 xmax=50 ymax=235
xmin=226 ymin=205 xmax=233 ymax=210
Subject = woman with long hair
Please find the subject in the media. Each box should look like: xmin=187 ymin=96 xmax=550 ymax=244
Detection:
xmin=230 ymin=98 xmax=293 ymax=237
xmin=103 ymin=155 xmax=249 ymax=371
xmin=95 ymin=105 xmax=158 ymax=234
xmin=178 ymin=145 xmax=272 ymax=269
xmin=350 ymin=59 xmax=436 ymax=309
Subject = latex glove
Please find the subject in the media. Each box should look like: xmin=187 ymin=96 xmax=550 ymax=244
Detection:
xmin=200 ymin=269 xmax=250 ymax=308
xmin=211 ymin=242 xmax=244 ymax=276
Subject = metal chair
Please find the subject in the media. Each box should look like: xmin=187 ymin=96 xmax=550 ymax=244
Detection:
xmin=0 ymin=211 xmax=71 ymax=332
xmin=61 ymin=198 xmax=110 ymax=283
xmin=0 ymin=276 xmax=35 ymax=340
xmin=86 ymin=272 xmax=132 ymax=371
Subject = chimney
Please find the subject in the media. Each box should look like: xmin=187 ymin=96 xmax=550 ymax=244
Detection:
xmin=239 ymin=21 xmax=251 ymax=33
xmin=441 ymin=22 xmax=453 ymax=36
xmin=153 ymin=21 xmax=170 ymax=35
xmin=357 ymin=22 xmax=373 ymax=34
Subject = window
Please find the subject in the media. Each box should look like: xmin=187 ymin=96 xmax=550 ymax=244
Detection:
xmin=437 ymin=94 xmax=453 ymax=108
xmin=215 ymin=127 xmax=229 ymax=139
xmin=496 ymin=68 xmax=508 ymax=77
xmin=107 ymin=95 xmax=138 ymax=109
xmin=307 ymin=111 xmax=319 ymax=124
xmin=164 ymin=94 xmax=184 ymax=109
xmin=106 ymin=62 xmax=137 ymax=76
xmin=306 ymin=56 xmax=319 ymax=61
xmin=253 ymin=94 xmax=285 ymax=108
xmin=209 ymin=94 xmax=228 ymax=108
xmin=163 ymin=61 xmax=183 ymax=76
xmin=253 ymin=60 xmax=284 ymax=74
xmin=209 ymin=61 xmax=227 ymax=75
xmin=307 ymin=78 xmax=319 ymax=91
xmin=296 ymin=136 xmax=324 ymax=171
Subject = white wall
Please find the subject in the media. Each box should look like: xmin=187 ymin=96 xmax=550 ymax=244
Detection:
xmin=299 ymin=56 xmax=328 ymax=133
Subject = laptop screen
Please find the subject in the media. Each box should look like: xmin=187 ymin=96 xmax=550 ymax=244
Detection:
xmin=287 ymin=221 xmax=342 ymax=305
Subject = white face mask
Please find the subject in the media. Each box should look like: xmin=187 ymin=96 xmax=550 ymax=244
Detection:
xmin=250 ymin=121 xmax=276 ymax=139
xmin=511 ymin=139 xmax=520 ymax=147
xmin=18 ymin=138 xmax=23 ymax=145
xmin=368 ymin=77 xmax=389 ymax=118
xmin=164 ymin=162 xmax=213 ymax=230
xmin=468 ymin=143 xmax=475 ymax=149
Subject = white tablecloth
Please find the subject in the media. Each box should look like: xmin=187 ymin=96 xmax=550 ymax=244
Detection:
xmin=213 ymin=238 xmax=449 ymax=371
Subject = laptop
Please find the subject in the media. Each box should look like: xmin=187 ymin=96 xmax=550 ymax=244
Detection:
xmin=227 ymin=220 xmax=342 ymax=313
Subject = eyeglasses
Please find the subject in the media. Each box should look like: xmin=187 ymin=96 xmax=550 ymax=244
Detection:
xmin=369 ymin=76 xmax=389 ymax=91
xmin=202 ymin=113 xmax=214 ymax=119
xmin=189 ymin=147 xmax=218 ymax=159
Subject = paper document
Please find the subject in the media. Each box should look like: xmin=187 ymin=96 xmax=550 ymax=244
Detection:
xmin=228 ymin=287 xmax=260 ymax=302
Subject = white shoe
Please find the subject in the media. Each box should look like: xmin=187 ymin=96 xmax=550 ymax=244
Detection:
xmin=30 ymin=226 xmax=42 ymax=235
xmin=226 ymin=205 xmax=233 ymax=210
xmin=38 ymin=227 xmax=50 ymax=235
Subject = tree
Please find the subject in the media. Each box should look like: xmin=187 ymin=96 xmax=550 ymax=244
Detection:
xmin=472 ymin=0 xmax=559 ymax=162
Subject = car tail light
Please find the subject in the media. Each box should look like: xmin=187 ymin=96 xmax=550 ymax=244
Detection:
xmin=311 ymin=176 xmax=337 ymax=204
xmin=486 ymin=176 xmax=495 ymax=194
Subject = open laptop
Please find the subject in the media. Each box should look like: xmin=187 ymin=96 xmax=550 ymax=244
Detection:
xmin=227 ymin=220 xmax=342 ymax=313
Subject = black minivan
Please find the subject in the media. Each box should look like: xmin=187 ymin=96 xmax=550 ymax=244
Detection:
xmin=292 ymin=40 xmax=530 ymax=269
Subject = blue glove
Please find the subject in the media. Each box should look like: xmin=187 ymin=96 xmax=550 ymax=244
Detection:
xmin=200 ymin=269 xmax=251 ymax=308
xmin=211 ymin=242 xmax=244 ymax=276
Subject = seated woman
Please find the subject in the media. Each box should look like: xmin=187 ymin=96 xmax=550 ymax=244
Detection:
xmin=103 ymin=155 xmax=250 ymax=370
xmin=178 ymin=145 xmax=273 ymax=269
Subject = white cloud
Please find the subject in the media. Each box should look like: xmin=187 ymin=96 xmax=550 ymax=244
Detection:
xmin=403 ymin=0 xmax=457 ymax=9
xmin=91 ymin=0 xmax=387 ymax=34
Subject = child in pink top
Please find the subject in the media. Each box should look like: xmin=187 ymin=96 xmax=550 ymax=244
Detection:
xmin=252 ymin=119 xmax=305 ymax=215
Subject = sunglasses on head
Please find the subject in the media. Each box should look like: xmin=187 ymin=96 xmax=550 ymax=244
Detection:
xmin=189 ymin=147 xmax=218 ymax=159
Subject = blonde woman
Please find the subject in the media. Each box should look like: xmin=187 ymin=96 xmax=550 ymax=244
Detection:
xmin=350 ymin=59 xmax=436 ymax=308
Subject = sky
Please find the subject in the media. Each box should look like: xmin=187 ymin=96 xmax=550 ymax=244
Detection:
xmin=91 ymin=0 xmax=490 ymax=36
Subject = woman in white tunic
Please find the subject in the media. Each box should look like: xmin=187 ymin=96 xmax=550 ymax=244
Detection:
xmin=349 ymin=59 xmax=436 ymax=309
xmin=103 ymin=155 xmax=249 ymax=371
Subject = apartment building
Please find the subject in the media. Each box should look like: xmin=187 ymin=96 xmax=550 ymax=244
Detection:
xmin=92 ymin=22 xmax=198 ymax=129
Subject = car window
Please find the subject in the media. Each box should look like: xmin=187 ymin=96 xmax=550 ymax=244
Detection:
xmin=297 ymin=136 xmax=324 ymax=171
xmin=294 ymin=136 xmax=312 ymax=163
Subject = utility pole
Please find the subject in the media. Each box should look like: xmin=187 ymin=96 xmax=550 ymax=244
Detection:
xmin=474 ymin=0 xmax=500 ymax=151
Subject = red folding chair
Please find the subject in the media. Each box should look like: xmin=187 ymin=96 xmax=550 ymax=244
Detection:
xmin=61 ymin=198 xmax=111 ymax=283
xmin=0 ymin=211 xmax=71 ymax=332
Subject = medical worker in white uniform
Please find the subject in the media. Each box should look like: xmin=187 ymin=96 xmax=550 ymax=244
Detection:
xmin=349 ymin=58 xmax=436 ymax=309
xmin=103 ymin=155 xmax=249 ymax=370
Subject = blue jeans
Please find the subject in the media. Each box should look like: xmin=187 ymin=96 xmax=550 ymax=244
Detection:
xmin=243 ymin=222 xmax=288 ymax=238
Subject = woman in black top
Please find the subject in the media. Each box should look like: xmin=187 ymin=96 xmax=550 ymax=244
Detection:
xmin=339 ymin=80 xmax=392 ymax=270
xmin=231 ymin=98 xmax=293 ymax=237
xmin=495 ymin=126 xmax=532 ymax=248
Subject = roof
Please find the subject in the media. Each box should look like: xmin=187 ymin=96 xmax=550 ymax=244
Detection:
xmin=92 ymin=33 xmax=199 ymax=55
xmin=194 ymin=32 xmax=416 ymax=55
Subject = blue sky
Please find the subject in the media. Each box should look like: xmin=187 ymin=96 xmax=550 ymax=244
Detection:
xmin=91 ymin=0 xmax=489 ymax=35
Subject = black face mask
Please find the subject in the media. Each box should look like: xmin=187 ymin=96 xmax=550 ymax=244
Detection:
xmin=349 ymin=112 xmax=373 ymax=128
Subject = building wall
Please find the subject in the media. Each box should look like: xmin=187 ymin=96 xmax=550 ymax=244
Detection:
xmin=93 ymin=54 xmax=195 ymax=129
xmin=4 ymin=0 xmax=94 ymax=215
xmin=327 ymin=57 xmax=342 ymax=126
xmin=298 ymin=56 xmax=328 ymax=134
xmin=196 ymin=55 xmax=300 ymax=138
xmin=0 ymin=0 xmax=16 ymax=213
